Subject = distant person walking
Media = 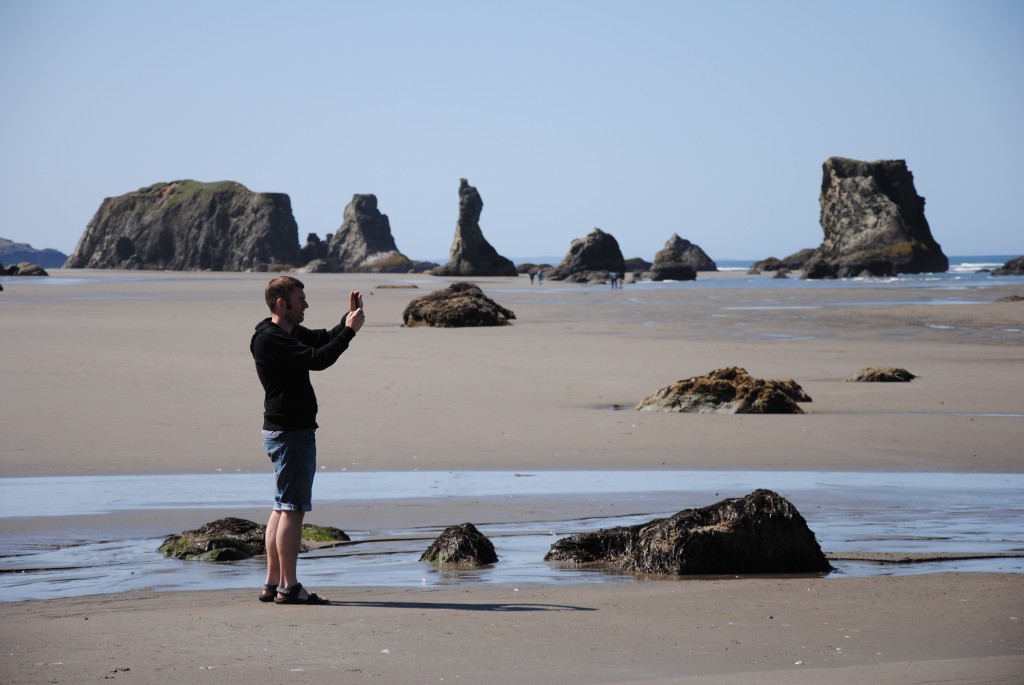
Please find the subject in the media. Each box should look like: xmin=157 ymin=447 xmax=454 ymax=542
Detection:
xmin=250 ymin=276 xmax=364 ymax=605
xmin=529 ymin=271 xmax=535 ymax=285
xmin=537 ymin=270 xmax=544 ymax=286
xmin=610 ymin=272 xmax=618 ymax=289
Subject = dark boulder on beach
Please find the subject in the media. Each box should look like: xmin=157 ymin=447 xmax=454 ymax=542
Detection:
xmin=625 ymin=256 xmax=652 ymax=273
xmin=636 ymin=366 xmax=811 ymax=414
xmin=801 ymin=255 xmax=837 ymax=280
xmin=420 ymin=522 xmax=498 ymax=565
xmin=432 ymin=179 xmax=518 ymax=277
xmin=650 ymin=262 xmax=696 ymax=282
xmin=65 ymin=180 xmax=302 ymax=271
xmin=402 ymin=281 xmax=515 ymax=327
xmin=992 ymin=256 xmax=1024 ymax=275
xmin=550 ymin=227 xmax=625 ymax=283
xmin=802 ymin=157 xmax=948 ymax=279
xmin=325 ymin=194 xmax=414 ymax=272
xmin=749 ymin=248 xmax=815 ymax=274
xmin=3 ymin=261 xmax=48 ymax=276
xmin=847 ymin=367 xmax=916 ymax=382
xmin=160 ymin=517 xmax=266 ymax=561
xmin=159 ymin=517 xmax=349 ymax=562
xmin=545 ymin=489 xmax=832 ymax=575
xmin=650 ymin=234 xmax=715 ymax=281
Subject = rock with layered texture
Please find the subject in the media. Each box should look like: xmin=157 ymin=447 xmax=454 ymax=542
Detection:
xmin=402 ymin=282 xmax=515 ymax=327
xmin=550 ymin=228 xmax=625 ymax=282
xmin=65 ymin=180 xmax=302 ymax=271
xmin=325 ymin=194 xmax=413 ymax=272
xmin=636 ymin=367 xmax=811 ymax=414
xmin=650 ymin=234 xmax=715 ymax=281
xmin=804 ymin=157 xmax=948 ymax=279
xmin=545 ymin=489 xmax=832 ymax=575
xmin=432 ymin=179 xmax=517 ymax=277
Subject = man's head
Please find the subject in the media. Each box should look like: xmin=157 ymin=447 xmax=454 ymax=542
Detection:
xmin=265 ymin=276 xmax=304 ymax=311
xmin=265 ymin=276 xmax=307 ymax=329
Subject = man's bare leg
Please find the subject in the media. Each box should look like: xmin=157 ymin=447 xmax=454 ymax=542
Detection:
xmin=276 ymin=509 xmax=306 ymax=594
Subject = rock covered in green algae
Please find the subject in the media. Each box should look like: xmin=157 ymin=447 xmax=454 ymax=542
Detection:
xmin=159 ymin=517 xmax=349 ymax=562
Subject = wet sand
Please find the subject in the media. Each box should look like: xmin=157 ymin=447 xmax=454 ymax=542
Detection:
xmin=1 ymin=270 xmax=1022 ymax=683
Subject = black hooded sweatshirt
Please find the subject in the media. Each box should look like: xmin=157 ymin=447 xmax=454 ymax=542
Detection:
xmin=250 ymin=317 xmax=356 ymax=430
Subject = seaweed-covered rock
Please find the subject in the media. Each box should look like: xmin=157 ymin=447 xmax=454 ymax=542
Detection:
xmin=159 ymin=517 xmax=349 ymax=561
xmin=544 ymin=489 xmax=832 ymax=575
xmin=636 ymin=367 xmax=811 ymax=414
xmin=847 ymin=367 xmax=916 ymax=382
xmin=402 ymin=282 xmax=515 ymax=327
xmin=420 ymin=522 xmax=498 ymax=565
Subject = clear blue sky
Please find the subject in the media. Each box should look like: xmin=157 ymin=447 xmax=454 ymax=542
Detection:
xmin=1 ymin=0 xmax=1021 ymax=262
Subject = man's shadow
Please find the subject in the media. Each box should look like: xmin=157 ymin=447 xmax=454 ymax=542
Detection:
xmin=328 ymin=600 xmax=596 ymax=613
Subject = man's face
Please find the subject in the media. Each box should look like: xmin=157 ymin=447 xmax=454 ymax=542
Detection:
xmin=279 ymin=288 xmax=308 ymax=326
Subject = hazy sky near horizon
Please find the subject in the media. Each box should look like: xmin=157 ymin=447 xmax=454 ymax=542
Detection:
xmin=1 ymin=1 xmax=1021 ymax=262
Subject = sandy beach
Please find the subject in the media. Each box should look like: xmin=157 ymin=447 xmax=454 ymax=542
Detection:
xmin=1 ymin=269 xmax=1022 ymax=683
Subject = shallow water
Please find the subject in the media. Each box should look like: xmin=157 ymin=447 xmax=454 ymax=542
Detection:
xmin=1 ymin=471 xmax=1021 ymax=602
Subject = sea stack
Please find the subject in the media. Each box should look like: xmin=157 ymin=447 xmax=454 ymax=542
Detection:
xmin=804 ymin=157 xmax=948 ymax=278
xmin=549 ymin=228 xmax=625 ymax=283
xmin=65 ymin=180 xmax=301 ymax=271
xmin=325 ymin=194 xmax=412 ymax=272
xmin=649 ymin=234 xmax=714 ymax=281
xmin=431 ymin=179 xmax=518 ymax=277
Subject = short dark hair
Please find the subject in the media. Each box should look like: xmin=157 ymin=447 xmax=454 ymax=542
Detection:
xmin=265 ymin=276 xmax=305 ymax=312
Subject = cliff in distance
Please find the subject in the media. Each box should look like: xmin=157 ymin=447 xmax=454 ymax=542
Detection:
xmin=65 ymin=180 xmax=301 ymax=270
xmin=0 ymin=238 xmax=68 ymax=269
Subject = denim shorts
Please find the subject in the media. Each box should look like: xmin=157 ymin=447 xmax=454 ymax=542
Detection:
xmin=262 ymin=429 xmax=317 ymax=512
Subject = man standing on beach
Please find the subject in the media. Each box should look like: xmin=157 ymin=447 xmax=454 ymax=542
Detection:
xmin=250 ymin=276 xmax=364 ymax=605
